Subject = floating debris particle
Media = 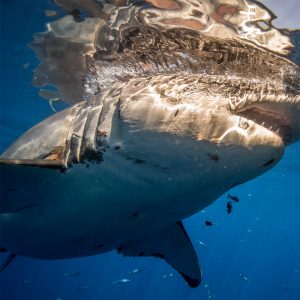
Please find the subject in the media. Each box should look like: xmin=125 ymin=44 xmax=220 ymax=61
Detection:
xmin=162 ymin=273 xmax=173 ymax=279
xmin=204 ymin=283 xmax=215 ymax=299
xmin=129 ymin=268 xmax=143 ymax=275
xmin=113 ymin=278 xmax=131 ymax=284
xmin=23 ymin=62 xmax=30 ymax=69
xmin=240 ymin=273 xmax=249 ymax=282
xmin=196 ymin=240 xmax=207 ymax=248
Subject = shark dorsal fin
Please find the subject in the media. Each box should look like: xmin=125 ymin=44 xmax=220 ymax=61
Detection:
xmin=117 ymin=221 xmax=201 ymax=287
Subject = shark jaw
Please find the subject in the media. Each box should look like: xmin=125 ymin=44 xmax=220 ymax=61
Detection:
xmin=235 ymin=97 xmax=300 ymax=146
xmin=237 ymin=106 xmax=292 ymax=144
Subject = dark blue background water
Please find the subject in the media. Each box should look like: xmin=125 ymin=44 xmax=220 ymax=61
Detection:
xmin=0 ymin=1 xmax=299 ymax=299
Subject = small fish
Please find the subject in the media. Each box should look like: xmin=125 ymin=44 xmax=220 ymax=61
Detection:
xmin=226 ymin=201 xmax=233 ymax=214
xmin=247 ymin=229 xmax=253 ymax=233
xmin=282 ymin=285 xmax=291 ymax=293
xmin=196 ymin=240 xmax=207 ymax=248
xmin=64 ymin=271 xmax=81 ymax=277
xmin=205 ymin=220 xmax=214 ymax=226
xmin=240 ymin=273 xmax=249 ymax=282
xmin=162 ymin=273 xmax=173 ymax=279
xmin=129 ymin=268 xmax=143 ymax=274
xmin=74 ymin=286 xmax=90 ymax=290
xmin=44 ymin=9 xmax=57 ymax=17
xmin=228 ymin=194 xmax=239 ymax=202
xmin=113 ymin=278 xmax=131 ymax=284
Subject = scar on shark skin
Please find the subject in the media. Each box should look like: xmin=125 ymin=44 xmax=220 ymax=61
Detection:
xmin=127 ymin=212 xmax=140 ymax=220
xmin=97 ymin=130 xmax=108 ymax=137
xmin=126 ymin=157 xmax=146 ymax=164
xmin=133 ymin=159 xmax=146 ymax=164
xmin=42 ymin=146 xmax=64 ymax=161
xmin=131 ymin=212 xmax=139 ymax=218
xmin=207 ymin=153 xmax=220 ymax=162
xmin=260 ymin=159 xmax=275 ymax=168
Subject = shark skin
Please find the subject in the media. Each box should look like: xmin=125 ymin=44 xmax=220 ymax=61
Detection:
xmin=1 ymin=75 xmax=299 ymax=286
xmin=0 ymin=0 xmax=300 ymax=288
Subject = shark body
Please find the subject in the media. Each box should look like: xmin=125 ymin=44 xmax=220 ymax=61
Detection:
xmin=0 ymin=0 xmax=300 ymax=287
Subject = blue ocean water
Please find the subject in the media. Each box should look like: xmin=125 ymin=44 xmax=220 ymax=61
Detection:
xmin=0 ymin=1 xmax=299 ymax=300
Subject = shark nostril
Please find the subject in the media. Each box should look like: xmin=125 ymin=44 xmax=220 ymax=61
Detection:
xmin=238 ymin=118 xmax=250 ymax=130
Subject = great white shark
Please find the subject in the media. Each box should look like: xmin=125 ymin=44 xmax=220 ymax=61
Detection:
xmin=0 ymin=0 xmax=299 ymax=287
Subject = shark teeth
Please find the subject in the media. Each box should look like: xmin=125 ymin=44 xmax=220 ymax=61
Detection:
xmin=236 ymin=106 xmax=292 ymax=144
xmin=275 ymin=129 xmax=280 ymax=134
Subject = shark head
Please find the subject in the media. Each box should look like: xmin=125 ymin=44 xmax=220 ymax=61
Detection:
xmin=116 ymin=60 xmax=299 ymax=195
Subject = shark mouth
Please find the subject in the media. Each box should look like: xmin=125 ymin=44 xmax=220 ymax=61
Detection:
xmin=236 ymin=105 xmax=293 ymax=144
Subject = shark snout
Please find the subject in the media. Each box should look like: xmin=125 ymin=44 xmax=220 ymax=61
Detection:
xmin=236 ymin=94 xmax=300 ymax=145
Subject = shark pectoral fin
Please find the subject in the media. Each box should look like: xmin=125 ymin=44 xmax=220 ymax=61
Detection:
xmin=117 ymin=221 xmax=201 ymax=287
xmin=0 ymin=161 xmax=61 ymax=213
xmin=0 ymin=253 xmax=16 ymax=272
